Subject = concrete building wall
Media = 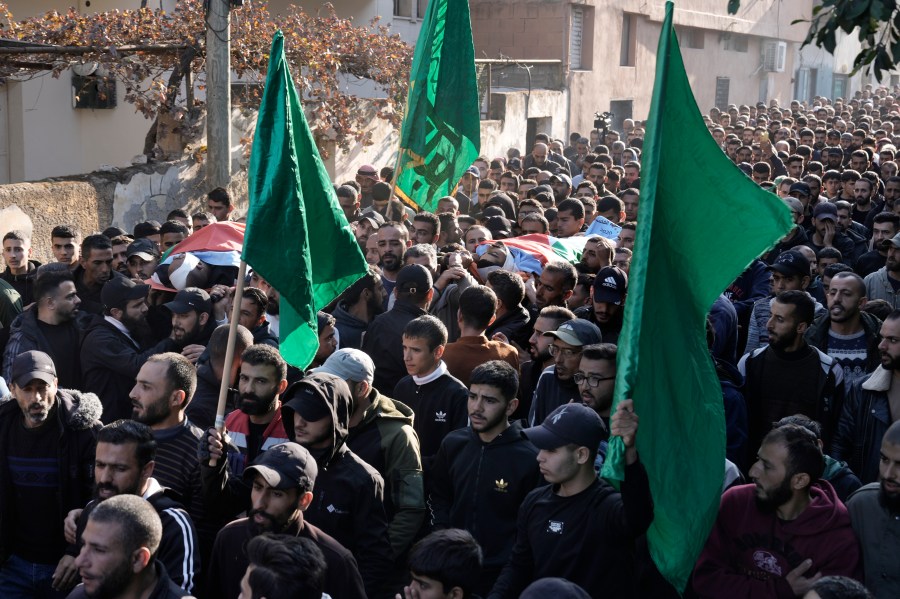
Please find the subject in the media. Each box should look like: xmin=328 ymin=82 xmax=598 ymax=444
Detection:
xmin=472 ymin=0 xmax=813 ymax=141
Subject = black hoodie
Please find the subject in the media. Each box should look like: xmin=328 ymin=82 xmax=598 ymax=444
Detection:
xmin=430 ymin=421 xmax=543 ymax=591
xmin=282 ymin=373 xmax=393 ymax=598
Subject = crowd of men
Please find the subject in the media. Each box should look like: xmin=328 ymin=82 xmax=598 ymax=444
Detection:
xmin=1 ymin=85 xmax=900 ymax=599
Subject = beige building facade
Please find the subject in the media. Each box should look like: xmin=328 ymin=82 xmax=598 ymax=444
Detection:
xmin=471 ymin=0 xmax=813 ymax=138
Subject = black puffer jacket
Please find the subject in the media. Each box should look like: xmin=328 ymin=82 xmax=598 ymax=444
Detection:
xmin=0 ymin=388 xmax=102 ymax=562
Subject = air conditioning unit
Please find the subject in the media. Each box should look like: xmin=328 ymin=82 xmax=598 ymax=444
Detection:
xmin=762 ymin=41 xmax=787 ymax=73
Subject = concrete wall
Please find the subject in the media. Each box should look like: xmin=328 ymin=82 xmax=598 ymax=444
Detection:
xmin=472 ymin=0 xmax=813 ymax=138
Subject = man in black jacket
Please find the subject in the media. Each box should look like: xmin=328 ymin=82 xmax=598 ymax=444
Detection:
xmin=805 ymin=271 xmax=882 ymax=384
xmin=430 ymin=360 xmax=542 ymax=594
xmin=362 ymin=264 xmax=431 ymax=393
xmin=186 ymin=324 xmax=253 ymax=431
xmin=81 ymin=277 xmax=180 ymax=422
xmin=60 ymin=420 xmax=200 ymax=594
xmin=281 ymin=372 xmax=392 ymax=598
xmin=488 ymin=400 xmax=653 ymax=598
xmin=205 ymin=442 xmax=366 ymax=599
xmin=0 ymin=351 xmax=102 ymax=597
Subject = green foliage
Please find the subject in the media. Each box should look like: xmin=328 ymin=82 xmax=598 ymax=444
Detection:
xmin=0 ymin=1 xmax=413 ymax=152
xmin=728 ymin=0 xmax=900 ymax=81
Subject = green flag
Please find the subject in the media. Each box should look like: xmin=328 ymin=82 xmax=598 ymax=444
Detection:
xmin=243 ymin=31 xmax=368 ymax=369
xmin=599 ymin=2 xmax=793 ymax=591
xmin=393 ymin=0 xmax=480 ymax=213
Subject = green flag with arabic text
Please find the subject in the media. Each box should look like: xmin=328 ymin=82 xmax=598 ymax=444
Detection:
xmin=393 ymin=0 xmax=480 ymax=213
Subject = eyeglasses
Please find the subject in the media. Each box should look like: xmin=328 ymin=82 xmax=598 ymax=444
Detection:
xmin=573 ymin=373 xmax=616 ymax=387
xmin=548 ymin=344 xmax=582 ymax=359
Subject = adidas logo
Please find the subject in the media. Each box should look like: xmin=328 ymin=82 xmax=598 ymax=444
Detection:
xmin=435 ymin=411 xmax=447 ymax=422
xmin=326 ymin=504 xmax=349 ymax=515
xmin=602 ymin=276 xmax=618 ymax=288
xmin=495 ymin=479 xmax=508 ymax=492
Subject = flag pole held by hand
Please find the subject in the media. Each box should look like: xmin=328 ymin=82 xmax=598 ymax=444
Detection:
xmin=210 ymin=259 xmax=248 ymax=467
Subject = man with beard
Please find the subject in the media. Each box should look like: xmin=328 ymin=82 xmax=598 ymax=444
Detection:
xmin=376 ymin=222 xmax=412 ymax=309
xmin=186 ymin=324 xmax=253 ymax=431
xmin=430 ymin=361 xmax=542 ymax=595
xmin=109 ymin=235 xmax=132 ymax=277
xmin=832 ymin=310 xmax=900 ymax=483
xmin=806 ymin=203 xmax=856 ymax=268
xmin=163 ymin=288 xmax=216 ymax=364
xmin=3 ymin=269 xmax=83 ymax=390
xmin=237 ymin=287 xmax=278 ymax=348
xmin=529 ymin=318 xmax=602 ymax=426
xmin=129 ymin=353 xmax=214 ymax=566
xmin=60 ymin=420 xmax=199 ymax=594
xmin=82 ymin=277 xmax=181 ymax=422
xmin=694 ymin=425 xmax=861 ymax=597
xmin=517 ymin=307 xmax=576 ymax=422
xmin=332 ymin=269 xmax=384 ymax=350
xmin=739 ymin=291 xmax=845 ymax=456
xmin=281 ymin=373 xmax=392 ymax=597
xmin=205 ymin=443 xmax=366 ymax=599
xmin=0 ymin=351 xmax=101 ymax=597
xmin=575 ymin=344 xmax=618 ymax=472
xmin=854 ymin=212 xmax=899 ymax=278
xmin=805 ymin=272 xmax=882 ymax=384
xmin=846 ymin=420 xmax=900 ymax=597
xmin=264 ymin=284 xmax=281 ymax=337
xmin=865 ymin=231 xmax=900 ymax=309
xmin=220 ymin=344 xmax=290 ymax=475
xmin=574 ymin=266 xmax=627 ymax=344
xmin=69 ymin=495 xmax=192 ymax=599
xmin=73 ymin=234 xmax=120 ymax=317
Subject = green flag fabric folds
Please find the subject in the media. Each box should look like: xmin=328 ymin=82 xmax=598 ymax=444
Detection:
xmin=393 ymin=0 xmax=481 ymax=213
xmin=599 ymin=2 xmax=794 ymax=591
xmin=243 ymin=31 xmax=368 ymax=369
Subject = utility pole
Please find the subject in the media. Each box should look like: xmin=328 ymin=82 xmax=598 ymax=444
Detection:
xmin=206 ymin=0 xmax=231 ymax=189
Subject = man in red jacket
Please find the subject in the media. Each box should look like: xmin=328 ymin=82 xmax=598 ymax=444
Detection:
xmin=693 ymin=424 xmax=862 ymax=598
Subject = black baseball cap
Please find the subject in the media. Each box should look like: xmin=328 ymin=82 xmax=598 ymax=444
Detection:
xmin=126 ymin=238 xmax=159 ymax=261
xmin=767 ymin=250 xmax=811 ymax=278
xmin=282 ymin=380 xmax=332 ymax=423
xmin=357 ymin=210 xmax=385 ymax=229
xmin=523 ymin=403 xmax=606 ymax=450
xmin=592 ymin=266 xmax=628 ymax=305
xmin=544 ymin=319 xmax=603 ymax=346
xmin=243 ymin=442 xmax=318 ymax=490
xmin=164 ymin=287 xmax=212 ymax=315
xmin=789 ymin=182 xmax=811 ymax=198
xmin=484 ymin=215 xmax=512 ymax=239
xmin=11 ymin=350 xmax=57 ymax=388
xmin=521 ymin=578 xmax=591 ymax=599
xmin=101 ymin=276 xmax=149 ymax=311
xmin=396 ymin=264 xmax=433 ymax=296
xmin=812 ymin=202 xmax=838 ymax=221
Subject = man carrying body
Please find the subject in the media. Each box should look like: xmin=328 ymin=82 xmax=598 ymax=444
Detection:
xmin=81 ymin=277 xmax=180 ymax=422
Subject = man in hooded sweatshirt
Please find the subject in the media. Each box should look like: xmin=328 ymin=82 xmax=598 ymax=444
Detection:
xmin=281 ymin=372 xmax=393 ymax=599
xmin=693 ymin=424 xmax=862 ymax=598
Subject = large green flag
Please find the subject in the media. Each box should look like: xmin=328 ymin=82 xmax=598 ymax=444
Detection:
xmin=599 ymin=2 xmax=793 ymax=591
xmin=393 ymin=0 xmax=480 ymax=213
xmin=243 ymin=31 xmax=368 ymax=369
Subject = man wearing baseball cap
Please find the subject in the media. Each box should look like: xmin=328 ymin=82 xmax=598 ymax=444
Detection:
xmin=81 ymin=276 xmax=180 ymax=422
xmin=574 ymin=266 xmax=628 ymax=344
xmin=206 ymin=442 xmax=366 ymax=599
xmin=0 ymin=350 xmax=102 ymax=596
xmin=164 ymin=287 xmax=217 ymax=362
xmin=807 ymin=202 xmax=856 ymax=268
xmin=125 ymin=238 xmax=160 ymax=281
xmin=529 ymin=318 xmax=602 ymax=426
xmin=745 ymin=249 xmax=825 ymax=352
xmin=281 ymin=372 xmax=392 ymax=597
xmin=488 ymin=400 xmax=652 ymax=598
xmin=316 ymin=348 xmax=425 ymax=562
xmin=762 ymin=197 xmax=810 ymax=264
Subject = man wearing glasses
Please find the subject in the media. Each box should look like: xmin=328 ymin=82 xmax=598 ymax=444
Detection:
xmin=529 ymin=319 xmax=602 ymax=426
xmin=574 ymin=343 xmax=618 ymax=472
